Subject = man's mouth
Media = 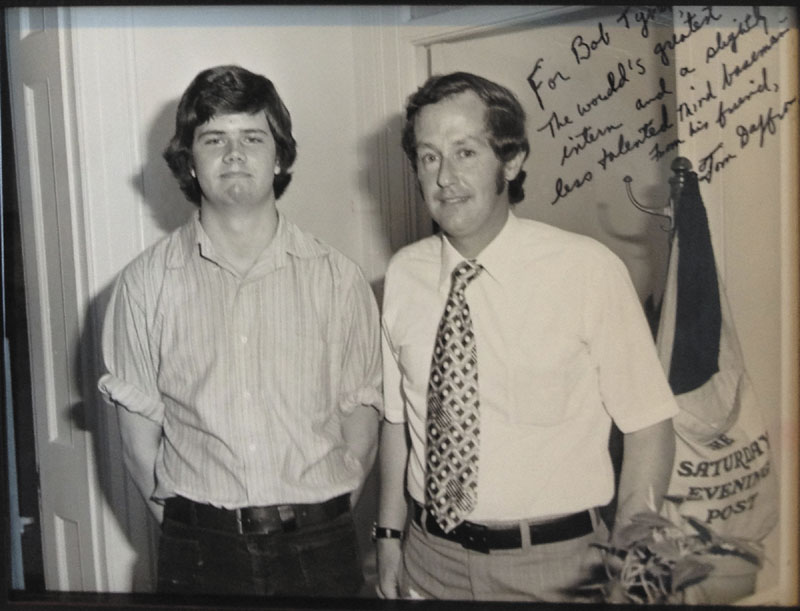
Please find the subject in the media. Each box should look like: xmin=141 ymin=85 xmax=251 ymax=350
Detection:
xmin=438 ymin=195 xmax=469 ymax=204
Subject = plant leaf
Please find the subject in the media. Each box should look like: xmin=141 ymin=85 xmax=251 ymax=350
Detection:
xmin=706 ymin=534 xmax=765 ymax=566
xmin=672 ymin=557 xmax=714 ymax=591
xmin=630 ymin=511 xmax=676 ymax=529
xmin=683 ymin=515 xmax=714 ymax=543
xmin=648 ymin=539 xmax=683 ymax=562
xmin=613 ymin=522 xmax=655 ymax=547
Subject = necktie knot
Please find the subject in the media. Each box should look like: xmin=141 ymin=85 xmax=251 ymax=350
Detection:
xmin=452 ymin=260 xmax=482 ymax=294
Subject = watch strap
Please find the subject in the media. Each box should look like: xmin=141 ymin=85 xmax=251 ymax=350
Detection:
xmin=371 ymin=523 xmax=403 ymax=541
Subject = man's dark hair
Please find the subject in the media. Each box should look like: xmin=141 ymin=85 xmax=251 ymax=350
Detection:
xmin=401 ymin=71 xmax=530 ymax=205
xmin=164 ymin=65 xmax=297 ymax=205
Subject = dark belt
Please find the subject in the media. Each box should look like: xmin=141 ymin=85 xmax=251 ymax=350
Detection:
xmin=413 ymin=501 xmax=593 ymax=554
xmin=164 ymin=494 xmax=350 ymax=535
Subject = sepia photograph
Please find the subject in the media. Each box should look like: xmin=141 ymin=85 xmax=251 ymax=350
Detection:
xmin=2 ymin=4 xmax=798 ymax=609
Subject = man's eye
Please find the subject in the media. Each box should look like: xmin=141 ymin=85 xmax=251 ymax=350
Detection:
xmin=202 ymin=136 xmax=222 ymax=145
xmin=244 ymin=136 xmax=264 ymax=144
xmin=419 ymin=153 xmax=438 ymax=165
xmin=458 ymin=149 xmax=476 ymax=158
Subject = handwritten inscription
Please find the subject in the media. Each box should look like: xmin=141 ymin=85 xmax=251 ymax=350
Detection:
xmin=653 ymin=6 xmax=724 ymax=66
xmin=697 ymin=142 xmax=737 ymax=184
xmin=736 ymin=97 xmax=798 ymax=149
xmin=524 ymin=5 xmax=795 ymax=205
xmin=705 ymin=6 xmax=769 ymax=62
xmin=616 ymin=5 xmax=672 ymax=39
xmin=571 ymin=22 xmax=611 ymax=65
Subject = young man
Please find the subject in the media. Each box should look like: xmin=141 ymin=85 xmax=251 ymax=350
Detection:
xmin=99 ymin=65 xmax=381 ymax=597
xmin=376 ymin=72 xmax=678 ymax=602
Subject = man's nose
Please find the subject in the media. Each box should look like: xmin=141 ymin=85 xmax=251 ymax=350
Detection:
xmin=223 ymin=141 xmax=245 ymax=163
xmin=437 ymin=157 xmax=455 ymax=187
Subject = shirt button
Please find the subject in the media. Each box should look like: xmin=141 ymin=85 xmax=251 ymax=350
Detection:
xmin=243 ymin=390 xmax=252 ymax=400
xmin=249 ymin=443 xmax=257 ymax=452
xmin=240 ymin=335 xmax=248 ymax=344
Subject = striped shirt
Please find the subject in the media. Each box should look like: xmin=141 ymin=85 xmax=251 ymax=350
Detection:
xmin=99 ymin=211 xmax=382 ymax=508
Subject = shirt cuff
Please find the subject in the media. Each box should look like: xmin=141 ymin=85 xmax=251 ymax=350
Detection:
xmin=98 ymin=373 xmax=165 ymax=423
xmin=339 ymin=385 xmax=383 ymax=417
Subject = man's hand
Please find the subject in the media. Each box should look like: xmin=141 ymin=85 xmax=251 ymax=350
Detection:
xmin=376 ymin=538 xmax=403 ymax=599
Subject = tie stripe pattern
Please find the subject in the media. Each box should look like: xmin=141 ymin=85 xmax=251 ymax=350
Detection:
xmin=425 ymin=259 xmax=483 ymax=532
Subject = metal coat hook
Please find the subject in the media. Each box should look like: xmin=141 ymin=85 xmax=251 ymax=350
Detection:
xmin=623 ymin=158 xmax=693 ymax=233
xmin=623 ymin=175 xmax=675 ymax=232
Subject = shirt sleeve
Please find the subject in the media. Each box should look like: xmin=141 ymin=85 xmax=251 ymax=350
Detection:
xmin=380 ymin=263 xmax=408 ymax=424
xmin=585 ymin=249 xmax=679 ymax=433
xmin=98 ymin=266 xmax=165 ymax=423
xmin=337 ymin=264 xmax=383 ymax=417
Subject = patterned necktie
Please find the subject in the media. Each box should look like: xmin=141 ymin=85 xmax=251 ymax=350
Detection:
xmin=425 ymin=259 xmax=483 ymax=532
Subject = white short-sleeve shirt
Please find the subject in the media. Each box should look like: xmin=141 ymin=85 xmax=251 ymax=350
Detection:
xmin=381 ymin=212 xmax=678 ymax=521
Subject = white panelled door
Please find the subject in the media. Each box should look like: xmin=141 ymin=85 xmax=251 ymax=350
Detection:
xmin=6 ymin=7 xmax=104 ymax=591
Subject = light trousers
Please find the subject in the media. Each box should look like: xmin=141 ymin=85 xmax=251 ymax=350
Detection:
xmin=400 ymin=510 xmax=607 ymax=602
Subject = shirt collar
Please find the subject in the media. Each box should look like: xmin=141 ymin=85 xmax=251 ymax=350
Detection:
xmin=438 ymin=211 xmax=522 ymax=290
xmin=167 ymin=209 xmax=327 ymax=271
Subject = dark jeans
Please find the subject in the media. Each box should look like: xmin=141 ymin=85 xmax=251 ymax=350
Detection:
xmin=156 ymin=509 xmax=364 ymax=596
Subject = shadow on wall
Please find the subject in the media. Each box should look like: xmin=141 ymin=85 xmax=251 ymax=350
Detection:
xmin=356 ymin=108 xmax=412 ymax=268
xmin=133 ymin=98 xmax=196 ymax=236
xmin=72 ymin=281 xmax=160 ymax=592
xmin=596 ymin=178 xmax=672 ymax=304
xmin=68 ymin=100 xmax=196 ymax=593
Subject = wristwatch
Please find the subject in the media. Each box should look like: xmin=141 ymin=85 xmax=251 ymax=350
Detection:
xmin=371 ymin=522 xmax=403 ymax=542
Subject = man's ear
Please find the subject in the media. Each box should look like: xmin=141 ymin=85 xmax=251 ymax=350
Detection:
xmin=503 ymin=151 xmax=526 ymax=182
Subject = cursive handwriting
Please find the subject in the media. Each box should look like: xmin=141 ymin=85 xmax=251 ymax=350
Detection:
xmin=522 ymin=6 xmax=791 ymax=207
xmin=616 ymin=5 xmax=672 ymax=39
xmin=716 ymin=67 xmax=777 ymax=128
xmin=597 ymin=104 xmax=674 ymax=170
xmin=549 ymin=171 xmax=594 ymax=205
xmin=576 ymin=59 xmax=645 ymax=117
xmin=528 ymin=57 xmax=572 ymax=112
xmin=635 ymin=77 xmax=673 ymax=111
xmin=677 ymin=80 xmax=717 ymax=122
xmin=650 ymin=137 xmax=684 ymax=162
xmin=688 ymin=118 xmax=710 ymax=137
xmin=721 ymin=27 xmax=791 ymax=90
xmin=560 ymin=122 xmax=623 ymax=166
xmin=735 ymin=97 xmax=798 ymax=149
xmin=571 ymin=22 xmax=610 ymax=65
xmin=697 ymin=142 xmax=737 ymax=184
xmin=706 ymin=6 xmax=770 ymax=63
xmin=653 ymin=6 xmax=723 ymax=66
xmin=536 ymin=110 xmax=573 ymax=139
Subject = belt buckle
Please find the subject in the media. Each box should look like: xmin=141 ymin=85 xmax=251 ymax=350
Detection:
xmin=278 ymin=505 xmax=297 ymax=531
xmin=460 ymin=523 xmax=490 ymax=554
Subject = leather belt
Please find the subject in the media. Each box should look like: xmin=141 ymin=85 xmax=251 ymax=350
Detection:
xmin=412 ymin=501 xmax=593 ymax=554
xmin=164 ymin=494 xmax=350 ymax=535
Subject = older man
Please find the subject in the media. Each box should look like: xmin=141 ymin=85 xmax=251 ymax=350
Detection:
xmin=376 ymin=72 xmax=677 ymax=602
